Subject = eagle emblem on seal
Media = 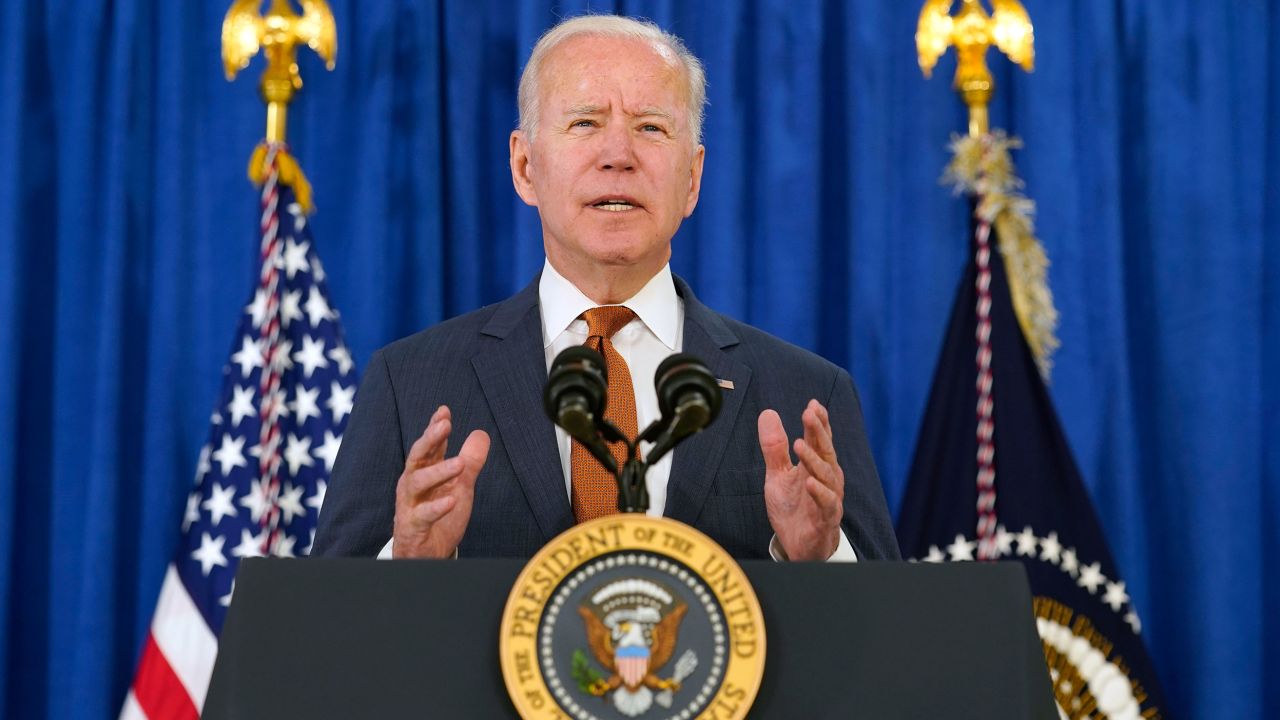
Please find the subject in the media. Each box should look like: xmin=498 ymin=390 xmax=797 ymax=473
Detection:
xmin=573 ymin=578 xmax=698 ymax=717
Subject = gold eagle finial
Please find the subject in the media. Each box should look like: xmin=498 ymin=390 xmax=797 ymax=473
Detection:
xmin=221 ymin=0 xmax=337 ymax=143
xmin=916 ymin=0 xmax=1034 ymax=137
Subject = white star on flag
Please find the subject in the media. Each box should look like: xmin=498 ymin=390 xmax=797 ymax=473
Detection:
xmin=305 ymin=479 xmax=327 ymax=511
xmin=230 ymin=336 xmax=263 ymax=377
xmin=311 ymin=255 xmax=326 ymax=283
xmin=182 ymin=493 xmax=201 ymax=532
xmin=1038 ymin=531 xmax=1063 ymax=565
xmin=277 ymin=482 xmax=307 ymax=525
xmin=195 ymin=444 xmax=212 ymax=480
xmin=211 ymin=434 xmax=248 ymax=476
xmin=327 ymin=345 xmax=354 ymax=375
xmin=239 ymin=478 xmax=273 ymax=524
xmin=293 ymin=335 xmax=329 ymax=378
xmin=304 ymin=286 xmax=333 ymax=326
xmin=328 ymin=381 xmax=355 ymax=424
xmin=202 ymin=482 xmax=239 ymax=526
xmin=313 ymin=431 xmax=342 ymax=472
xmin=283 ymin=433 xmax=316 ymax=476
xmin=1015 ymin=526 xmax=1038 ymax=557
xmin=283 ymin=239 xmax=311 ymax=280
xmin=1078 ymin=562 xmax=1106 ymax=594
xmin=191 ymin=532 xmax=228 ymax=576
xmin=1060 ymin=547 xmax=1080 ymax=577
xmin=246 ymin=288 xmax=269 ymax=329
xmin=231 ymin=528 xmax=268 ymax=559
xmin=923 ymin=545 xmax=946 ymax=563
xmin=273 ymin=533 xmax=298 ymax=558
xmin=228 ymin=385 xmax=256 ymax=427
xmin=287 ymin=202 xmax=307 ymax=231
xmin=220 ymin=580 xmax=237 ymax=608
xmin=1125 ymin=611 xmax=1142 ymax=634
xmin=994 ymin=525 xmax=1014 ymax=556
xmin=1103 ymin=580 xmax=1130 ymax=611
xmin=272 ymin=338 xmax=295 ymax=373
xmin=280 ymin=289 xmax=303 ymax=328
xmin=947 ymin=534 xmax=976 ymax=562
xmin=290 ymin=384 xmax=321 ymax=425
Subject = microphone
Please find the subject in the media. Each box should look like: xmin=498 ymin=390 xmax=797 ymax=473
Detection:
xmin=641 ymin=353 xmax=723 ymax=465
xmin=543 ymin=346 xmax=619 ymax=475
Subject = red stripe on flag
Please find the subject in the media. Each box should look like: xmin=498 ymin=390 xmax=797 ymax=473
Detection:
xmin=131 ymin=633 xmax=199 ymax=720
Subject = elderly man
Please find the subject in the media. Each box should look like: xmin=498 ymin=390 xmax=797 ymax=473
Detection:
xmin=312 ymin=15 xmax=899 ymax=562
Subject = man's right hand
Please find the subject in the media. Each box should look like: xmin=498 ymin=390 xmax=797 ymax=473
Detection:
xmin=392 ymin=405 xmax=490 ymax=558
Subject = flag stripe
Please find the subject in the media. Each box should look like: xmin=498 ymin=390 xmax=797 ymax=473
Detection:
xmin=131 ymin=634 xmax=199 ymax=720
xmin=149 ymin=565 xmax=218 ymax=710
xmin=119 ymin=691 xmax=146 ymax=720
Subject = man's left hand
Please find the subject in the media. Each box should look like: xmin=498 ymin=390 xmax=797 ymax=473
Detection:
xmin=758 ymin=400 xmax=843 ymax=561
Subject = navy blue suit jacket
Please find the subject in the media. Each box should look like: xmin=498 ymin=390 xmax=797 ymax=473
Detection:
xmin=312 ymin=275 xmax=899 ymax=561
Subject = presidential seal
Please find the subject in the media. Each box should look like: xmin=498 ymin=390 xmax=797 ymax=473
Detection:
xmin=500 ymin=515 xmax=766 ymax=720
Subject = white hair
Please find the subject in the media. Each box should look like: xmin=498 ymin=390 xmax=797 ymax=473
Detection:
xmin=517 ymin=15 xmax=708 ymax=143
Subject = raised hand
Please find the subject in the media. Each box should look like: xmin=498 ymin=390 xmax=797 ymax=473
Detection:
xmin=758 ymin=400 xmax=844 ymax=561
xmin=392 ymin=405 xmax=490 ymax=558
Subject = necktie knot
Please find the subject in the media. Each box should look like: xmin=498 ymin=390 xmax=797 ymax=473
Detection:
xmin=581 ymin=306 xmax=636 ymax=340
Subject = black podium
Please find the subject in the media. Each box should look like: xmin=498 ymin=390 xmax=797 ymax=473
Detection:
xmin=205 ymin=559 xmax=1056 ymax=719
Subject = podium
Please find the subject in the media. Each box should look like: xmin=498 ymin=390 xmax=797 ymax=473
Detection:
xmin=205 ymin=558 xmax=1056 ymax=718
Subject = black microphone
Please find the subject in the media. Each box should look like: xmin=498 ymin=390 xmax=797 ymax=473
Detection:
xmin=543 ymin=346 xmax=619 ymax=475
xmin=641 ymin=353 xmax=722 ymax=465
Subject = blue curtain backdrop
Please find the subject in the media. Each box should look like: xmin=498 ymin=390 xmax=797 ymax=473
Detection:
xmin=0 ymin=0 xmax=1275 ymax=717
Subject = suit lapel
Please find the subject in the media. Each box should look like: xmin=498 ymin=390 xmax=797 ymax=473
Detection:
xmin=471 ymin=278 xmax=575 ymax=541
xmin=663 ymin=277 xmax=753 ymax=526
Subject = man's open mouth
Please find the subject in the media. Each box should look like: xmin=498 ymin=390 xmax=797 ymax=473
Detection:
xmin=590 ymin=198 xmax=642 ymax=212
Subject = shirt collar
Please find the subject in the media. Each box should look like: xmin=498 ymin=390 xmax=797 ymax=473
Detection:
xmin=539 ymin=259 xmax=680 ymax=350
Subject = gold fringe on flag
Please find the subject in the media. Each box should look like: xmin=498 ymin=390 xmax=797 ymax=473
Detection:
xmin=943 ymin=132 xmax=1059 ymax=379
xmin=247 ymin=143 xmax=315 ymax=214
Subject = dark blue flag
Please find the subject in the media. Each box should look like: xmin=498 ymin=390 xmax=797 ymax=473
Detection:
xmin=897 ymin=208 xmax=1169 ymax=719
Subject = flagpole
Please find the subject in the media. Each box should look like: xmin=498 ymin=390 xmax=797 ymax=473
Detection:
xmin=915 ymin=0 xmax=1041 ymax=561
xmin=121 ymin=5 xmax=351 ymax=716
xmin=219 ymin=0 xmax=337 ymax=553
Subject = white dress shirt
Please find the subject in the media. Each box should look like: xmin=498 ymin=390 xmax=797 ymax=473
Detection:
xmin=380 ymin=260 xmax=855 ymax=561
xmin=539 ymin=259 xmax=682 ymax=517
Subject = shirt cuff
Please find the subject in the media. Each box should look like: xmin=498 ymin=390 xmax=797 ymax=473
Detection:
xmin=378 ymin=538 xmax=459 ymax=559
xmin=768 ymin=530 xmax=858 ymax=562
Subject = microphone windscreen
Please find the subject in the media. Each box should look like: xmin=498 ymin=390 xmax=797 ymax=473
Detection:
xmin=654 ymin=353 xmax=722 ymax=424
xmin=543 ymin=345 xmax=608 ymax=422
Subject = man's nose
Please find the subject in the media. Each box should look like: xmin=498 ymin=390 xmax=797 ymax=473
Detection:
xmin=597 ymin=121 xmax=636 ymax=172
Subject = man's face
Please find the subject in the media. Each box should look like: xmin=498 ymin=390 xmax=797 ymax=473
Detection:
xmin=510 ymin=35 xmax=705 ymax=281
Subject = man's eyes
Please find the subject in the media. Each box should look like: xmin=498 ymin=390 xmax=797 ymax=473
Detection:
xmin=568 ymin=119 xmax=667 ymax=134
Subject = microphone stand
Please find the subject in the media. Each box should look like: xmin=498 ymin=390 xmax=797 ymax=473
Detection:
xmin=602 ymin=400 xmax=707 ymax=514
xmin=595 ymin=420 xmax=650 ymax=514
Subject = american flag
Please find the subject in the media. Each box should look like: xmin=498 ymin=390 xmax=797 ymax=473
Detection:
xmin=120 ymin=146 xmax=356 ymax=719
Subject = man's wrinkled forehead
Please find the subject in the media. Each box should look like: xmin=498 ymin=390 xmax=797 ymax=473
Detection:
xmin=537 ymin=35 xmax=688 ymax=111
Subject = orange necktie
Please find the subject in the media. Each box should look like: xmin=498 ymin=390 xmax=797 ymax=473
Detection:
xmin=571 ymin=306 xmax=639 ymax=522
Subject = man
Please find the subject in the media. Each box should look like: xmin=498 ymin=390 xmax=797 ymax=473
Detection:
xmin=312 ymin=15 xmax=899 ymax=562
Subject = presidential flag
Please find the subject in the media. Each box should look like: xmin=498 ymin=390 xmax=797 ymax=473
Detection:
xmin=120 ymin=146 xmax=356 ymax=719
xmin=896 ymin=135 xmax=1168 ymax=719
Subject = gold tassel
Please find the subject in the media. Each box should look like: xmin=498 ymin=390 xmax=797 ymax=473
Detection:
xmin=246 ymin=143 xmax=315 ymax=214
xmin=943 ymin=132 xmax=1059 ymax=380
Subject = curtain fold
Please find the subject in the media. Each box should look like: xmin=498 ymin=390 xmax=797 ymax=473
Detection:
xmin=0 ymin=1 xmax=1274 ymax=717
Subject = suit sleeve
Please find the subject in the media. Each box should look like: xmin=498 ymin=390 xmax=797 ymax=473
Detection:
xmin=828 ymin=368 xmax=901 ymax=560
xmin=311 ymin=349 xmax=404 ymax=557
